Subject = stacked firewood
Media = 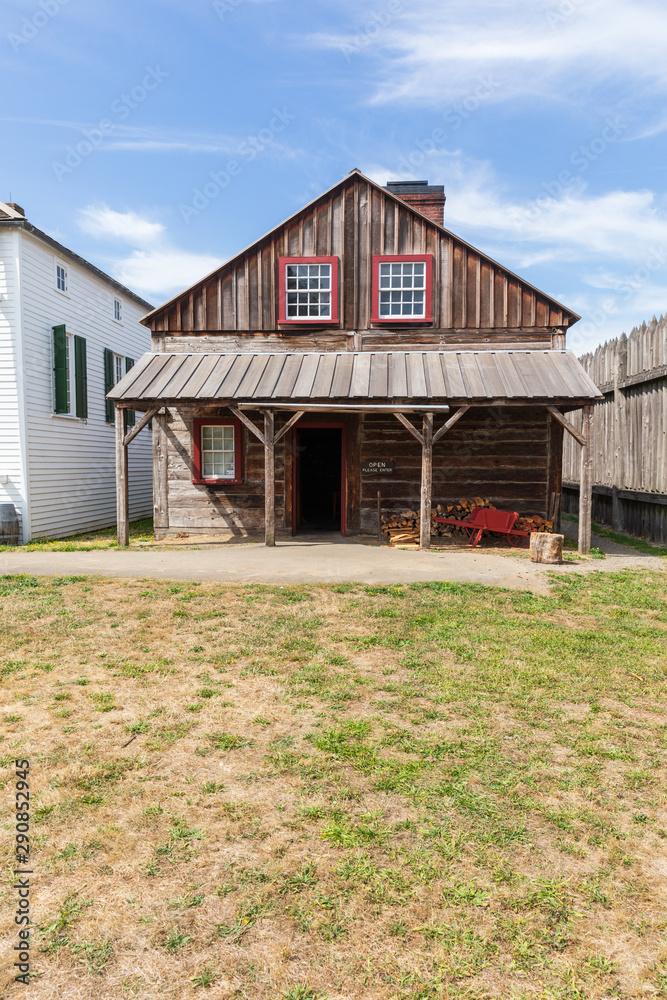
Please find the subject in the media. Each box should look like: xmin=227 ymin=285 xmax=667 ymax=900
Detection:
xmin=381 ymin=497 xmax=553 ymax=546
xmin=381 ymin=508 xmax=421 ymax=546
xmin=515 ymin=513 xmax=554 ymax=533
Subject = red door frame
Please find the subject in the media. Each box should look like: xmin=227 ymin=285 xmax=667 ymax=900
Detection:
xmin=292 ymin=421 xmax=347 ymax=537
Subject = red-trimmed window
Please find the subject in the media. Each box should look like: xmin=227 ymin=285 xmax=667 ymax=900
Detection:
xmin=371 ymin=254 xmax=433 ymax=323
xmin=192 ymin=418 xmax=243 ymax=485
xmin=279 ymin=256 xmax=339 ymax=324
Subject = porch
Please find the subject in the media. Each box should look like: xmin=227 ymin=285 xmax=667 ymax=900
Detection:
xmin=108 ymin=349 xmax=603 ymax=555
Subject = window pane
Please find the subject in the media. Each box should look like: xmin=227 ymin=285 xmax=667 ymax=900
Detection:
xmin=284 ymin=261 xmax=332 ymax=319
xmin=201 ymin=424 xmax=235 ymax=478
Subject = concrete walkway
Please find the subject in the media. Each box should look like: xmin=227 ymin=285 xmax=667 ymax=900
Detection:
xmin=0 ymin=535 xmax=662 ymax=591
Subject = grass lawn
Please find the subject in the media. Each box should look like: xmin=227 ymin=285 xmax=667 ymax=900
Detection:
xmin=0 ymin=518 xmax=155 ymax=553
xmin=1 ymin=569 xmax=667 ymax=999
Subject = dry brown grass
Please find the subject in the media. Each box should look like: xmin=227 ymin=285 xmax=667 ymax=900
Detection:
xmin=1 ymin=571 xmax=667 ymax=999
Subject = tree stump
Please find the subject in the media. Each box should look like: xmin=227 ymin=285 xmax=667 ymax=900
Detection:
xmin=530 ymin=532 xmax=564 ymax=564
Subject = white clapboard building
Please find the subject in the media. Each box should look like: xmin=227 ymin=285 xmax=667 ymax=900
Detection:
xmin=0 ymin=200 xmax=153 ymax=543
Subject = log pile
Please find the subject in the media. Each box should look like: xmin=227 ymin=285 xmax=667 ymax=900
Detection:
xmin=380 ymin=498 xmax=553 ymax=546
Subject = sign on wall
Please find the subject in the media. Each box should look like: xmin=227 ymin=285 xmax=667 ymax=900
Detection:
xmin=361 ymin=459 xmax=395 ymax=475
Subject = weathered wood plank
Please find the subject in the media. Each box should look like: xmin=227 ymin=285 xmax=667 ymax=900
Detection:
xmin=115 ymin=405 xmax=129 ymax=547
xmin=420 ymin=412 xmax=433 ymax=550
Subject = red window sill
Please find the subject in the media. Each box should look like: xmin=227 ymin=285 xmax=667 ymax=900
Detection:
xmin=192 ymin=478 xmax=243 ymax=487
xmin=369 ymin=317 xmax=434 ymax=325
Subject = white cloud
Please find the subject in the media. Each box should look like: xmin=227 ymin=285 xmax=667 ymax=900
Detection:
xmin=0 ymin=117 xmax=299 ymax=156
xmin=365 ymin=150 xmax=667 ymax=350
xmin=77 ymin=204 xmax=222 ymax=301
xmin=366 ymin=151 xmax=667 ymax=265
xmin=311 ymin=0 xmax=667 ymax=119
xmin=112 ymin=248 xmax=222 ymax=299
xmin=78 ymin=205 xmax=165 ymax=246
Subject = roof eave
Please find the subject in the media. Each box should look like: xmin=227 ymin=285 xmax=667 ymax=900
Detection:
xmin=0 ymin=218 xmax=154 ymax=310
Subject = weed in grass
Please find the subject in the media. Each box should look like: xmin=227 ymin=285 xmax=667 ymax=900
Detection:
xmin=145 ymin=722 xmax=192 ymax=751
xmin=281 ymin=986 xmax=322 ymax=1000
xmin=206 ymin=731 xmax=254 ymax=752
xmin=162 ymin=930 xmax=191 ymax=953
xmin=39 ymin=893 xmax=92 ymax=952
xmin=70 ymin=938 xmax=113 ymax=974
xmin=191 ymin=965 xmax=217 ymax=989
xmin=90 ymin=692 xmax=116 ymax=712
xmin=281 ymin=863 xmax=319 ymax=893
xmin=217 ymin=900 xmax=269 ymax=943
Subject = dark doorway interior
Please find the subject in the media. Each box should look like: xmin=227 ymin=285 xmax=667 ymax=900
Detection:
xmin=295 ymin=427 xmax=342 ymax=532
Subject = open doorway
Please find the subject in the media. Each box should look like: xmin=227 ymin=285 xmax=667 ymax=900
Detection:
xmin=293 ymin=425 xmax=345 ymax=534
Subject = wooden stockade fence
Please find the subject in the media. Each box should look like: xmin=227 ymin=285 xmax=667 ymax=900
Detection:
xmin=563 ymin=315 xmax=667 ymax=543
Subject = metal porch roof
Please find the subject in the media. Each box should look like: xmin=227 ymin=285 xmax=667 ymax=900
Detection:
xmin=108 ymin=350 xmax=602 ymax=407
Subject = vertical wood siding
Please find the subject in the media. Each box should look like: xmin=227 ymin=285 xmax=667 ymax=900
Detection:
xmin=563 ymin=317 xmax=667 ymax=495
xmin=149 ymin=175 xmax=571 ymax=339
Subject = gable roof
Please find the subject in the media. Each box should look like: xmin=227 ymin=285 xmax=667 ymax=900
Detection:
xmin=0 ymin=207 xmax=153 ymax=310
xmin=143 ymin=169 xmax=580 ymax=333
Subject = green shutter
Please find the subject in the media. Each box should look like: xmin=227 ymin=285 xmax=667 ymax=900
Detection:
xmin=104 ymin=348 xmax=114 ymax=423
xmin=53 ymin=325 xmax=68 ymax=413
xmin=125 ymin=357 xmax=135 ymax=427
xmin=74 ymin=336 xmax=88 ymax=418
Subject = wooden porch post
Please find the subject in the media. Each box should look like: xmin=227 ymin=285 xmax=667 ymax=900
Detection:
xmin=579 ymin=404 xmax=594 ymax=555
xmin=264 ymin=409 xmax=275 ymax=547
xmin=152 ymin=409 xmax=169 ymax=537
xmin=420 ymin=412 xmax=433 ymax=551
xmin=115 ymin=404 xmax=129 ymax=547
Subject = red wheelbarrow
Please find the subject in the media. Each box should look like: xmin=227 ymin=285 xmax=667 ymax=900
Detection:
xmin=433 ymin=507 xmax=531 ymax=548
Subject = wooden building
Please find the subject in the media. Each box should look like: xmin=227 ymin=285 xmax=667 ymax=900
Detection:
xmin=109 ymin=171 xmax=602 ymax=553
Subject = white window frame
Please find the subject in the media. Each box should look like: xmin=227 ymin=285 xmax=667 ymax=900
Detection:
xmin=55 ymin=261 xmax=68 ymax=294
xmin=113 ymin=297 xmax=123 ymax=323
xmin=201 ymin=424 xmax=236 ymax=480
xmin=378 ymin=260 xmax=427 ymax=319
xmin=285 ymin=262 xmax=332 ymax=320
xmin=114 ymin=353 xmax=124 ymax=386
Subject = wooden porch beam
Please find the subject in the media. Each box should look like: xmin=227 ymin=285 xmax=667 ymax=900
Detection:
xmin=115 ymin=404 xmax=129 ymax=548
xmin=419 ymin=412 xmax=434 ymax=551
xmin=274 ymin=410 xmax=306 ymax=444
xmin=432 ymin=404 xmax=471 ymax=444
xmin=123 ymin=406 xmax=159 ymax=447
xmin=264 ymin=409 xmax=275 ymax=547
xmin=228 ymin=404 xmax=267 ymax=446
xmin=546 ymin=405 xmax=586 ymax=447
xmin=393 ymin=411 xmax=424 ymax=446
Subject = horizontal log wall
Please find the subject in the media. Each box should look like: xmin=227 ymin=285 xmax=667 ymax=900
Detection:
xmin=149 ymin=174 xmax=571 ymax=339
xmin=162 ymin=406 xmax=286 ymax=537
xmin=360 ymin=406 xmax=550 ymax=533
xmin=563 ymin=317 xmax=667 ymax=542
xmin=160 ymin=406 xmax=551 ymax=538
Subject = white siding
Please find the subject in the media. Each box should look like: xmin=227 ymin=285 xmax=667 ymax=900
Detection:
xmin=18 ymin=230 xmax=153 ymax=540
xmin=0 ymin=230 xmax=28 ymax=541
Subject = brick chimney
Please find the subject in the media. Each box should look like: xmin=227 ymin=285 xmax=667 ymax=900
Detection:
xmin=385 ymin=181 xmax=445 ymax=226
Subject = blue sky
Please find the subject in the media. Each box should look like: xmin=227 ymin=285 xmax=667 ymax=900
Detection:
xmin=3 ymin=0 xmax=667 ymax=354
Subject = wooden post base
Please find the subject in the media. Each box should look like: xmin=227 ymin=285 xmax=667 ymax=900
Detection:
xmin=530 ymin=532 xmax=564 ymax=564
